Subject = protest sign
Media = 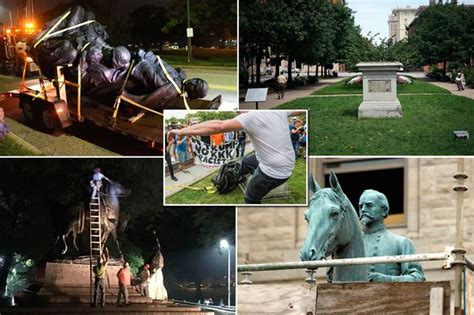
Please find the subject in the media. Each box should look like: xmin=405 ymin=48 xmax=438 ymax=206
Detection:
xmin=190 ymin=137 xmax=238 ymax=167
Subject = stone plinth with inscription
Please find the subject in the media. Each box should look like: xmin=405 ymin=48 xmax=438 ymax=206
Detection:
xmin=357 ymin=62 xmax=403 ymax=118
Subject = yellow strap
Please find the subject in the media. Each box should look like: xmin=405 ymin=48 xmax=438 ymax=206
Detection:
xmin=81 ymin=42 xmax=91 ymax=52
xmin=34 ymin=10 xmax=72 ymax=48
xmin=156 ymin=55 xmax=191 ymax=111
xmin=166 ymin=184 xmax=216 ymax=194
xmin=44 ymin=20 xmax=96 ymax=39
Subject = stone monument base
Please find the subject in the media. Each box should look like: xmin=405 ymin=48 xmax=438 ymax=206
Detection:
xmin=239 ymin=176 xmax=291 ymax=201
xmin=358 ymin=100 xmax=402 ymax=118
xmin=36 ymin=258 xmax=153 ymax=304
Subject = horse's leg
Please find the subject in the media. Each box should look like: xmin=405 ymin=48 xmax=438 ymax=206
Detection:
xmin=72 ymin=228 xmax=80 ymax=252
xmin=111 ymin=229 xmax=124 ymax=261
xmin=61 ymin=234 xmax=68 ymax=255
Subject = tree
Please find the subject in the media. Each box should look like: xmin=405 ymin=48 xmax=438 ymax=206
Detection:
xmin=241 ymin=0 xmax=358 ymax=85
xmin=163 ymin=0 xmax=237 ymax=47
xmin=409 ymin=3 xmax=474 ymax=75
xmin=130 ymin=5 xmax=169 ymax=51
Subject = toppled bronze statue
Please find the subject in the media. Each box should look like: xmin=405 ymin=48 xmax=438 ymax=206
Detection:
xmin=29 ymin=5 xmax=208 ymax=111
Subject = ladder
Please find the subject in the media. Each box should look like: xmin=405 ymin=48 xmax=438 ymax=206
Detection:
xmin=89 ymin=194 xmax=102 ymax=257
xmin=89 ymin=193 xmax=102 ymax=303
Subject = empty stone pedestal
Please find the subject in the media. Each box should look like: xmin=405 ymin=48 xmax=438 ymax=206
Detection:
xmin=357 ymin=62 xmax=403 ymax=118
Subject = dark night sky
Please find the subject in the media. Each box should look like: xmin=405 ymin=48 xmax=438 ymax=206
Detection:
xmin=0 ymin=0 xmax=167 ymax=24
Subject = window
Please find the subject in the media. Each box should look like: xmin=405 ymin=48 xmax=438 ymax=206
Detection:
xmin=312 ymin=158 xmax=408 ymax=227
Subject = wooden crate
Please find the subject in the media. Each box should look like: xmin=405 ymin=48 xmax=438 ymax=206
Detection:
xmin=238 ymin=281 xmax=451 ymax=314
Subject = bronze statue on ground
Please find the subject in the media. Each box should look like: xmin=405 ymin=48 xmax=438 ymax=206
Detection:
xmin=29 ymin=5 xmax=209 ymax=111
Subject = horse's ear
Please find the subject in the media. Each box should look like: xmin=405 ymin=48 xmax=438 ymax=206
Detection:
xmin=329 ymin=170 xmax=342 ymax=193
xmin=309 ymin=174 xmax=321 ymax=193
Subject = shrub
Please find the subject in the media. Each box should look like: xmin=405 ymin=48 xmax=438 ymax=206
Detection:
xmin=465 ymin=72 xmax=474 ymax=88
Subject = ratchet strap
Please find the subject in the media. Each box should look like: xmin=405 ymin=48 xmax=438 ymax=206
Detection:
xmin=156 ymin=55 xmax=191 ymax=110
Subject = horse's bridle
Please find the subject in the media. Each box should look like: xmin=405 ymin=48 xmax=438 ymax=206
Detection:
xmin=318 ymin=195 xmax=349 ymax=259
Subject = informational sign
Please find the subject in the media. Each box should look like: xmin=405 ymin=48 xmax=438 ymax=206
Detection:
xmin=187 ymin=28 xmax=194 ymax=38
xmin=244 ymin=88 xmax=268 ymax=103
xmin=190 ymin=137 xmax=238 ymax=166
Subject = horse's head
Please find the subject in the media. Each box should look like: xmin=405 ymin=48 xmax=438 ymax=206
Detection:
xmin=107 ymin=181 xmax=131 ymax=197
xmin=300 ymin=170 xmax=352 ymax=262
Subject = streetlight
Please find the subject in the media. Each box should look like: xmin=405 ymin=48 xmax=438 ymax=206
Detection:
xmin=219 ymin=239 xmax=231 ymax=307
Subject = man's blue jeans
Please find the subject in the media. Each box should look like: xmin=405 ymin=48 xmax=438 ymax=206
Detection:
xmin=240 ymin=154 xmax=289 ymax=204
xmin=292 ymin=140 xmax=300 ymax=159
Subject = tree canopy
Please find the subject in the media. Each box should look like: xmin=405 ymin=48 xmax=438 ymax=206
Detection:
xmin=240 ymin=0 xmax=365 ymax=84
xmin=408 ymin=3 xmax=474 ymax=74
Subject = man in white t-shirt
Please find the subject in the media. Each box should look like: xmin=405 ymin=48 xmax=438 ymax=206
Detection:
xmin=167 ymin=111 xmax=305 ymax=203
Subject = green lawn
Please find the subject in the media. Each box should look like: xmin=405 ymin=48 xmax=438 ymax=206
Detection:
xmin=277 ymin=94 xmax=474 ymax=155
xmin=313 ymin=77 xmax=450 ymax=95
xmin=184 ymin=67 xmax=237 ymax=90
xmin=166 ymin=158 xmax=307 ymax=205
xmin=0 ymin=136 xmax=41 ymax=155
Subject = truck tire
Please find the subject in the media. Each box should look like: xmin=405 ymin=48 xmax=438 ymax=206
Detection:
xmin=38 ymin=106 xmax=60 ymax=133
xmin=22 ymin=100 xmax=35 ymax=123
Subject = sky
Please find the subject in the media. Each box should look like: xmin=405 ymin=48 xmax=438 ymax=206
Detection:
xmin=347 ymin=0 xmax=474 ymax=41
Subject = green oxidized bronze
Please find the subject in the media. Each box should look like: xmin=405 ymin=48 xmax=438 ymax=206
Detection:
xmin=300 ymin=171 xmax=425 ymax=283
xmin=359 ymin=189 xmax=425 ymax=282
xmin=300 ymin=171 xmax=368 ymax=282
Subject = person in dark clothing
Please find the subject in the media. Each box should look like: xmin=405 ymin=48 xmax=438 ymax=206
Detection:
xmin=236 ymin=130 xmax=246 ymax=157
xmin=92 ymin=247 xmax=109 ymax=307
xmin=165 ymin=135 xmax=178 ymax=181
xmin=290 ymin=120 xmax=304 ymax=159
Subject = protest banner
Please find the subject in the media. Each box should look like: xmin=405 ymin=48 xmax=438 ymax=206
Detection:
xmin=190 ymin=137 xmax=238 ymax=167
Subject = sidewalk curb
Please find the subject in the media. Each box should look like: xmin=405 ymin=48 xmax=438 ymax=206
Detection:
xmin=6 ymin=131 xmax=43 ymax=155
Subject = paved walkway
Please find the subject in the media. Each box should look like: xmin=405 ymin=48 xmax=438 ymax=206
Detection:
xmin=425 ymin=80 xmax=474 ymax=100
xmin=239 ymin=76 xmax=347 ymax=109
xmin=165 ymin=142 xmax=254 ymax=198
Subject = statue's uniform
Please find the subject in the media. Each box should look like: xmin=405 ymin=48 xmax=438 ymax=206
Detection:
xmin=363 ymin=226 xmax=425 ymax=282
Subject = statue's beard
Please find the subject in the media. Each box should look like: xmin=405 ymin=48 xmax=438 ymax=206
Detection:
xmin=360 ymin=213 xmax=374 ymax=226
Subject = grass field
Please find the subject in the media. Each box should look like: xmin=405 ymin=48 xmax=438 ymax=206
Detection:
xmin=160 ymin=48 xmax=237 ymax=68
xmin=277 ymin=93 xmax=474 ymax=155
xmin=0 ymin=135 xmax=41 ymax=155
xmin=184 ymin=67 xmax=237 ymax=91
xmin=166 ymin=158 xmax=307 ymax=205
xmin=313 ymin=76 xmax=450 ymax=95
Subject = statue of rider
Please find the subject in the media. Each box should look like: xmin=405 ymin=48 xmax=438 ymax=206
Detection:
xmin=359 ymin=189 xmax=425 ymax=282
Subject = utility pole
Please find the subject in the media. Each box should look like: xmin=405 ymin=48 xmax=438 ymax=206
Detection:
xmin=186 ymin=0 xmax=192 ymax=63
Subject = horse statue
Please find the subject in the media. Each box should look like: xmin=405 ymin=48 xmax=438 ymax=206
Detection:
xmin=54 ymin=180 xmax=131 ymax=259
xmin=300 ymin=170 xmax=368 ymax=282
